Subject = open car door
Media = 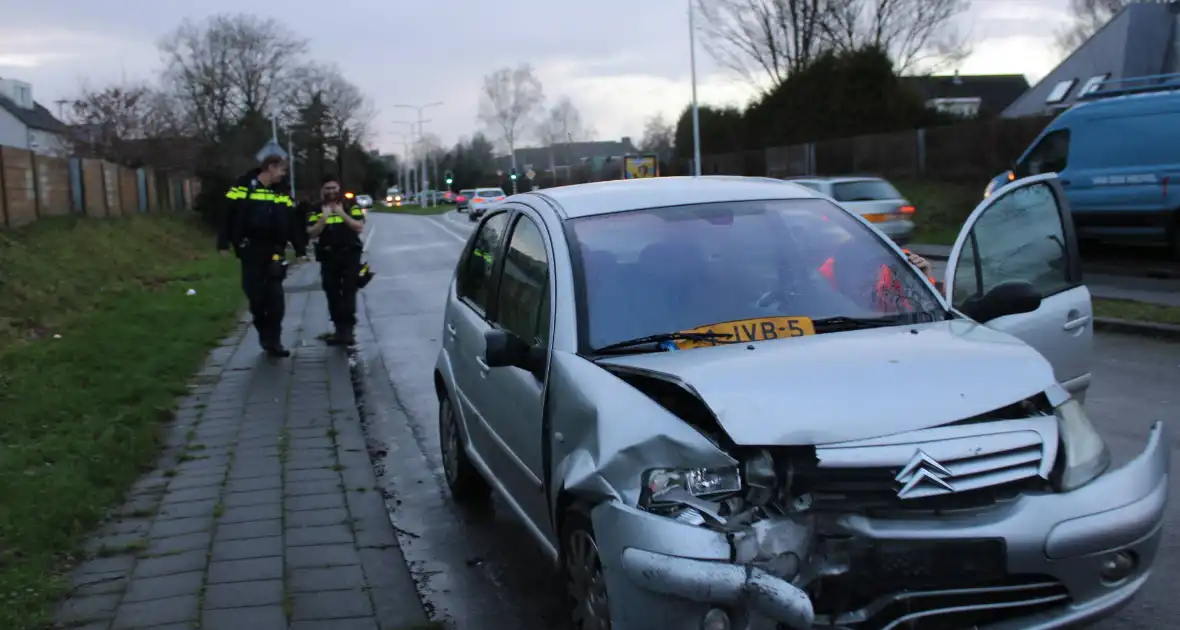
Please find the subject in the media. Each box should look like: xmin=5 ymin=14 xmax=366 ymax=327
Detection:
xmin=944 ymin=173 xmax=1093 ymax=398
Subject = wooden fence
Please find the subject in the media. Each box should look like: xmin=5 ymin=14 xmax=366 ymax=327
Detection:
xmin=680 ymin=115 xmax=1057 ymax=182
xmin=0 ymin=146 xmax=202 ymax=229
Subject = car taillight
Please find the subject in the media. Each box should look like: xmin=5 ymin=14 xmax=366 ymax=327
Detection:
xmin=473 ymin=197 xmax=485 ymax=202
xmin=863 ymin=213 xmax=890 ymax=223
xmin=457 ymin=196 xmax=466 ymax=201
xmin=497 ymin=196 xmax=504 ymax=200
xmin=898 ymin=205 xmax=915 ymax=215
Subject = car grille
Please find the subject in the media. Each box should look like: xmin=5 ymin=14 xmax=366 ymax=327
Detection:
xmin=807 ymin=574 xmax=1070 ymax=630
xmin=804 ymin=417 xmax=1057 ymax=510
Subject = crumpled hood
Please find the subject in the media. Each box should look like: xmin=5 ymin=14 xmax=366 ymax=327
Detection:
xmin=597 ymin=320 xmax=1057 ymax=446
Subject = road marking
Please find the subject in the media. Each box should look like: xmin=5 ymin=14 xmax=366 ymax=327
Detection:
xmin=363 ymin=225 xmax=377 ymax=253
xmin=423 ymin=215 xmax=468 ymax=243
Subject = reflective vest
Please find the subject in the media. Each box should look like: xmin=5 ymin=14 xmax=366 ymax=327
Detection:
xmin=817 ymin=256 xmax=921 ymax=311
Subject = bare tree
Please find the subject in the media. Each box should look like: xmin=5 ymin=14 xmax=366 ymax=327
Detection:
xmin=285 ymin=62 xmax=373 ymax=142
xmin=538 ymin=96 xmax=591 ymax=146
xmin=1056 ymin=0 xmax=1129 ymax=54
xmin=478 ymin=64 xmax=545 ymax=168
xmin=158 ymin=13 xmax=308 ymax=141
xmin=820 ymin=0 xmax=970 ymax=73
xmin=68 ymin=84 xmax=161 ymax=162
xmin=695 ymin=0 xmax=830 ymax=90
xmin=639 ymin=114 xmax=676 ymax=156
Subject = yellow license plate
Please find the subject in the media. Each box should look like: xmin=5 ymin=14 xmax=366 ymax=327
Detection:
xmin=676 ymin=316 xmax=816 ymax=350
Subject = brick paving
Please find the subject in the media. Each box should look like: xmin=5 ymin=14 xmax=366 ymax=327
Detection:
xmin=53 ymin=264 xmax=428 ymax=630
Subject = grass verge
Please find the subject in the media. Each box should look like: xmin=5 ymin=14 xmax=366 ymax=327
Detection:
xmin=371 ymin=203 xmax=456 ymax=216
xmin=0 ymin=213 xmax=243 ymax=630
xmin=1094 ymin=298 xmax=1180 ymax=326
xmin=893 ymin=179 xmax=983 ymax=246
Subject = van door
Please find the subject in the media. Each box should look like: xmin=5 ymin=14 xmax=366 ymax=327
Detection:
xmin=944 ymin=173 xmax=1093 ymax=398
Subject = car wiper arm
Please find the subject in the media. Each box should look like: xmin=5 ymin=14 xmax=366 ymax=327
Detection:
xmin=810 ymin=315 xmax=906 ymax=331
xmin=594 ymin=331 xmax=734 ymax=354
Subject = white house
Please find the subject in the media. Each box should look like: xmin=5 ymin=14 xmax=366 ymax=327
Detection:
xmin=0 ymin=77 xmax=70 ymax=156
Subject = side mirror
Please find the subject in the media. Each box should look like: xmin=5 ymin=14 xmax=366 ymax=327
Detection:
xmin=484 ymin=328 xmax=546 ymax=376
xmin=961 ymin=280 xmax=1042 ymax=323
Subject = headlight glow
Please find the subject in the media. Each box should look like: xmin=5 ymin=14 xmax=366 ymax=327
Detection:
xmin=640 ymin=467 xmax=742 ymax=508
xmin=1054 ymin=399 xmax=1111 ymax=491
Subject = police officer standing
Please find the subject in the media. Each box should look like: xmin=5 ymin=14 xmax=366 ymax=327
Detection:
xmin=307 ymin=176 xmax=366 ymax=345
xmin=218 ymin=155 xmax=306 ymax=357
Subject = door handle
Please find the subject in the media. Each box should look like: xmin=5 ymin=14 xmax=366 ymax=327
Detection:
xmin=446 ymin=323 xmax=457 ymax=335
xmin=475 ymin=356 xmax=490 ymax=375
xmin=1064 ymin=315 xmax=1091 ymax=331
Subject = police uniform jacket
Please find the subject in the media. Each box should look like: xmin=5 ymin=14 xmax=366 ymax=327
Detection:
xmin=218 ymin=171 xmax=306 ymax=260
xmin=308 ymin=202 xmax=366 ymax=258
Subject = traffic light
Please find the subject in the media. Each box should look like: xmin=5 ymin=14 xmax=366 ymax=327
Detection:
xmin=509 ymin=167 xmax=518 ymax=180
xmin=444 ymin=170 xmax=453 ymax=186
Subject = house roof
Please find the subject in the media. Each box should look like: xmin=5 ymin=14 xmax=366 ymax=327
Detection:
xmin=901 ymin=74 xmax=1030 ymax=116
xmin=1002 ymin=1 xmax=1180 ymax=118
xmin=0 ymin=94 xmax=67 ymax=134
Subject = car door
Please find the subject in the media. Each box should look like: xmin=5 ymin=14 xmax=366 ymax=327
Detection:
xmin=480 ymin=211 xmax=554 ymax=535
xmin=944 ymin=173 xmax=1093 ymax=398
xmin=446 ymin=210 xmax=511 ymax=477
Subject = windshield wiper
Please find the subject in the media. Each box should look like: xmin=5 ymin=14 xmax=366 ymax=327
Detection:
xmin=811 ymin=315 xmax=907 ymax=332
xmin=594 ymin=331 xmax=734 ymax=354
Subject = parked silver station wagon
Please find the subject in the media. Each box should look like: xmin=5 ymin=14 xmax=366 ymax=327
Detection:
xmin=432 ymin=175 xmax=1168 ymax=630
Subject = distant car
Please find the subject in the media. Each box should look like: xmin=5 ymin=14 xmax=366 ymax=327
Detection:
xmin=355 ymin=194 xmax=373 ymax=209
xmin=456 ymin=189 xmax=476 ymax=212
xmin=468 ymin=187 xmax=507 ymax=221
xmin=783 ymin=176 xmax=915 ymax=244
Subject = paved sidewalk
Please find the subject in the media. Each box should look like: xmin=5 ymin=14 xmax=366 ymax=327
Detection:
xmin=53 ymin=263 xmax=429 ymax=630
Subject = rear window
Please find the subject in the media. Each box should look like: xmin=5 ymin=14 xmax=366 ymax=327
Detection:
xmin=476 ymin=189 xmax=506 ymax=197
xmin=831 ymin=180 xmax=902 ymax=202
xmin=460 ymin=189 xmax=475 ymax=196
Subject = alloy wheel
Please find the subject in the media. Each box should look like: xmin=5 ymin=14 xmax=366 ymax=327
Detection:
xmin=567 ymin=529 xmax=611 ymax=630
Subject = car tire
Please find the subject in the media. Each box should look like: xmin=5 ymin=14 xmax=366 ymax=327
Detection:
xmin=563 ymin=506 xmax=611 ymax=630
xmin=438 ymin=395 xmax=491 ymax=503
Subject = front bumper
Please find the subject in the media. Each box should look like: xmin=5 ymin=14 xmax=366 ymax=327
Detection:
xmin=592 ymin=422 xmax=1168 ymax=630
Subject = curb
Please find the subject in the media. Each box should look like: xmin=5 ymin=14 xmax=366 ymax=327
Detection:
xmin=1093 ymin=317 xmax=1180 ymax=341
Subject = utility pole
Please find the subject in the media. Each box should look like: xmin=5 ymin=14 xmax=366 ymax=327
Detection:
xmin=288 ymin=129 xmax=296 ymax=199
xmin=688 ymin=0 xmax=702 ymax=177
xmin=394 ymin=102 xmax=443 ymax=207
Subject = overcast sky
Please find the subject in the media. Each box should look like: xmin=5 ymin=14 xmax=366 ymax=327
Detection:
xmin=1 ymin=0 xmax=1071 ymax=156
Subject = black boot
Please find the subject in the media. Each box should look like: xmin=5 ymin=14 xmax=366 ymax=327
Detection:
xmin=338 ymin=323 xmax=356 ymax=346
xmin=324 ymin=322 xmax=344 ymax=346
xmin=262 ymin=326 xmax=290 ymax=357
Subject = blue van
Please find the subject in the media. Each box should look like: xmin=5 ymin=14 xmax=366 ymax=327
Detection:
xmin=984 ymin=73 xmax=1180 ymax=257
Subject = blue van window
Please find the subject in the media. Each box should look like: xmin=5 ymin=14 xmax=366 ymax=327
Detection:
xmin=1020 ymin=130 xmax=1070 ymax=176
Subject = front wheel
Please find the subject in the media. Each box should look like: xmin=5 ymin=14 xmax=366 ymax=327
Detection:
xmin=564 ymin=508 xmax=611 ymax=630
xmin=438 ymin=395 xmax=491 ymax=503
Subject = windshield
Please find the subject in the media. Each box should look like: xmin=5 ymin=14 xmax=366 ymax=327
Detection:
xmin=568 ymin=198 xmax=945 ymax=351
xmin=831 ymin=180 xmax=902 ymax=202
xmin=476 ymin=189 xmax=505 ymax=197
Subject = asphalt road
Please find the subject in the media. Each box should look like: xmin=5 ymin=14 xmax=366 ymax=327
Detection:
xmin=358 ymin=210 xmax=1180 ymax=630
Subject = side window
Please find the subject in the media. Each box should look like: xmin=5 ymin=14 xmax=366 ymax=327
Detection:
xmin=952 ymin=182 xmax=1073 ymax=308
xmin=457 ymin=212 xmax=509 ymax=313
xmin=495 ymin=216 xmax=551 ymax=347
xmin=1021 ymin=129 xmax=1070 ymax=175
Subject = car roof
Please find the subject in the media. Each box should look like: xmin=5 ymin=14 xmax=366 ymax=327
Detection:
xmin=525 ymin=176 xmax=820 ymax=219
xmin=785 ymin=175 xmax=887 ymax=184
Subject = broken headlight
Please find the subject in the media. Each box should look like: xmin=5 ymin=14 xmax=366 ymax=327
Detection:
xmin=1054 ymin=399 xmax=1111 ymax=491
xmin=639 ymin=467 xmax=742 ymax=509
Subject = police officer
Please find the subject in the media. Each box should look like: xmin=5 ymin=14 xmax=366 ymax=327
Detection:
xmin=218 ymin=155 xmax=306 ymax=357
xmin=307 ymin=176 xmax=366 ymax=345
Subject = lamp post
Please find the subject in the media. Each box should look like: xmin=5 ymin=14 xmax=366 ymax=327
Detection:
xmin=394 ymin=102 xmax=443 ymax=207
xmin=688 ymin=0 xmax=702 ymax=177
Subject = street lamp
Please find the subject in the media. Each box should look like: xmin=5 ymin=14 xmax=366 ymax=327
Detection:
xmin=388 ymin=129 xmax=412 ymax=200
xmin=688 ymin=0 xmax=702 ymax=178
xmin=395 ymin=102 xmax=443 ymax=206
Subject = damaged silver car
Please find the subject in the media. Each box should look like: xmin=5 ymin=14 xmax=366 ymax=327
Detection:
xmin=432 ymin=174 xmax=1168 ymax=630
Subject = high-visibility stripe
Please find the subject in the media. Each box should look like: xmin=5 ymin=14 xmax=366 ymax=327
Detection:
xmin=307 ymin=212 xmax=321 ymax=224
xmin=225 ymin=187 xmax=247 ymax=200
xmin=275 ymin=195 xmax=293 ymax=206
xmin=350 ymin=208 xmax=364 ymax=217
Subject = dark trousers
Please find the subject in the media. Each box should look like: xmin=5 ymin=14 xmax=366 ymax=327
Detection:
xmin=320 ymin=248 xmax=362 ymax=328
xmin=241 ymin=257 xmax=286 ymax=345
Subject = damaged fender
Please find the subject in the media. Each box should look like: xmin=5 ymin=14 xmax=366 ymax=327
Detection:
xmin=545 ymin=351 xmax=736 ymax=516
